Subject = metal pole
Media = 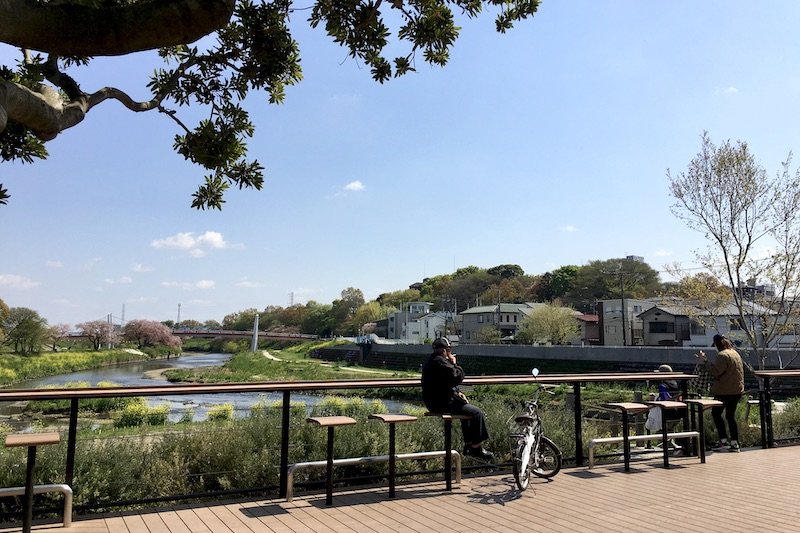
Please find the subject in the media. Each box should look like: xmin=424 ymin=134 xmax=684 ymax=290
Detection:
xmin=65 ymin=399 xmax=78 ymax=486
xmin=573 ymin=382 xmax=584 ymax=466
xmin=279 ymin=391 xmax=291 ymax=498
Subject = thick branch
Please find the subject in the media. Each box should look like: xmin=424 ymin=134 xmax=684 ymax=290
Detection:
xmin=0 ymin=0 xmax=235 ymax=56
xmin=0 ymin=80 xmax=88 ymax=139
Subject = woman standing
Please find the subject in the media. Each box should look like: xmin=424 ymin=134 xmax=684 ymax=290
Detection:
xmin=696 ymin=334 xmax=745 ymax=452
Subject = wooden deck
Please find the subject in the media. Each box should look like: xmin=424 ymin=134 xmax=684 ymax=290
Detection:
xmin=3 ymin=445 xmax=800 ymax=533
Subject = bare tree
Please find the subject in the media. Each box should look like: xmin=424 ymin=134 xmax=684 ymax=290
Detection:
xmin=669 ymin=131 xmax=800 ymax=369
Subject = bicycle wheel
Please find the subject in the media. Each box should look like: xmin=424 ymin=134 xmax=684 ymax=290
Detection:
xmin=532 ymin=436 xmax=562 ymax=478
xmin=512 ymin=436 xmax=532 ymax=491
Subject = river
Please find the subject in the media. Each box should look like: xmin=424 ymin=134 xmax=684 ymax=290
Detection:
xmin=16 ymin=352 xmax=412 ymax=422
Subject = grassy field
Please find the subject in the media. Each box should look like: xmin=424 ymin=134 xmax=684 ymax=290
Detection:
xmin=0 ymin=349 xmax=160 ymax=386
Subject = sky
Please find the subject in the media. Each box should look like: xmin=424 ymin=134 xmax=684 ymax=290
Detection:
xmin=3 ymin=1 xmax=800 ymax=327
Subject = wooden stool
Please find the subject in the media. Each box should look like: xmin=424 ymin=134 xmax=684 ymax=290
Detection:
xmin=601 ymin=403 xmax=650 ymax=471
xmin=5 ymin=432 xmax=61 ymax=533
xmin=424 ymin=412 xmax=472 ymax=490
xmin=646 ymin=400 xmax=689 ymax=468
xmin=685 ymin=398 xmax=723 ymax=463
xmin=306 ymin=416 xmax=357 ymax=505
xmin=368 ymin=413 xmax=417 ymax=497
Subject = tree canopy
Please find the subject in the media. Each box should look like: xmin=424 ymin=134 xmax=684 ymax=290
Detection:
xmin=0 ymin=0 xmax=541 ymax=208
xmin=669 ymin=131 xmax=800 ymax=369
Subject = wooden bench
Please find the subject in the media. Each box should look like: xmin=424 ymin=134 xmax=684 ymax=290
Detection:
xmin=305 ymin=416 xmax=357 ymax=505
xmin=4 ymin=432 xmax=71 ymax=532
xmin=424 ymin=412 xmax=473 ymax=490
xmin=599 ymin=402 xmax=700 ymax=470
xmin=588 ymin=431 xmax=701 ymax=469
xmin=286 ymin=414 xmax=462 ymax=503
xmin=685 ymin=398 xmax=723 ymax=463
xmin=368 ymin=413 xmax=417 ymax=497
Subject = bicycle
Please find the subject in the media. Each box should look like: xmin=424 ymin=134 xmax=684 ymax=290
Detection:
xmin=509 ymin=368 xmax=562 ymax=490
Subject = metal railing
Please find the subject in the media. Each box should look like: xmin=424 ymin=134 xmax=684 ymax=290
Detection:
xmin=0 ymin=371 xmax=697 ymax=506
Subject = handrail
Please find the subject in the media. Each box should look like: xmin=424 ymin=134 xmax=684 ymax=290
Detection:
xmin=752 ymin=370 xmax=800 ymax=448
xmin=0 ymin=371 xmax=691 ymax=401
xmin=0 ymin=371 xmax=697 ymax=501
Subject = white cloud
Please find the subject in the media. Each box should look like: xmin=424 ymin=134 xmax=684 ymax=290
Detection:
xmin=161 ymin=280 xmax=216 ymax=291
xmin=131 ymin=263 xmax=153 ymax=273
xmin=0 ymin=274 xmax=40 ymax=289
xmin=81 ymin=257 xmax=102 ymax=271
xmin=128 ymin=296 xmax=158 ymax=304
xmin=46 ymin=260 xmax=63 ymax=268
xmin=344 ymin=180 xmax=365 ymax=192
xmin=104 ymin=276 xmax=134 ymax=285
xmin=722 ymin=86 xmax=739 ymax=95
xmin=654 ymin=248 xmax=673 ymax=257
xmin=151 ymin=231 xmax=229 ymax=257
xmin=236 ymin=278 xmax=265 ymax=288
xmin=560 ymin=225 xmax=578 ymax=233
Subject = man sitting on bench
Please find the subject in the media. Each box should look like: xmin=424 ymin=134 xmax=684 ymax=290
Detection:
xmin=421 ymin=337 xmax=493 ymax=460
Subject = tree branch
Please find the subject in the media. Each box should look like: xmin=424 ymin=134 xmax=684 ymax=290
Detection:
xmin=0 ymin=0 xmax=235 ymax=56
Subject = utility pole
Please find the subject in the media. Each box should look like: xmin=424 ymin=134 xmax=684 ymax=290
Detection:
xmin=177 ymin=303 xmax=181 ymax=328
xmin=620 ymin=272 xmax=627 ymax=347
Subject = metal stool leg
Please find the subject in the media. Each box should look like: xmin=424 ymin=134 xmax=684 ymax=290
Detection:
xmin=325 ymin=426 xmax=334 ymax=506
xmin=444 ymin=418 xmax=452 ymax=490
xmin=621 ymin=411 xmax=631 ymax=472
xmin=388 ymin=423 xmax=397 ymax=497
xmin=23 ymin=445 xmax=37 ymax=533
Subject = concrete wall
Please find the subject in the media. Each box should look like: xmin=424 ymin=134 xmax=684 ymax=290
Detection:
xmin=325 ymin=343 xmax=800 ymax=392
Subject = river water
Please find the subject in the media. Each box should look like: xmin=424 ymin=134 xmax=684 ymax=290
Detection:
xmin=17 ymin=352 xmax=412 ymax=422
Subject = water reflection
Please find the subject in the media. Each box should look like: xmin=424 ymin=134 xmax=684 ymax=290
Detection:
xmin=19 ymin=352 xmax=413 ymax=422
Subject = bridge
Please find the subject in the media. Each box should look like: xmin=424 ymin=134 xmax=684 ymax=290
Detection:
xmin=171 ymin=329 xmax=319 ymax=342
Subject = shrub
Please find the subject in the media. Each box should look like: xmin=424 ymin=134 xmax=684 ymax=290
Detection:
xmin=206 ymin=403 xmax=234 ymax=422
xmin=112 ymin=399 xmax=169 ymax=428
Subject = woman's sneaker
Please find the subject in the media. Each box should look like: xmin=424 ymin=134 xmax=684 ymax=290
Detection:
xmin=727 ymin=441 xmax=741 ymax=453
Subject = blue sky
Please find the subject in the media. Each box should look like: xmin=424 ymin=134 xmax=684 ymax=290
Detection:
xmin=3 ymin=1 xmax=800 ymax=326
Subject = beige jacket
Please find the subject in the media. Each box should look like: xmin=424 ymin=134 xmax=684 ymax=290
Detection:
xmin=707 ymin=348 xmax=745 ymax=395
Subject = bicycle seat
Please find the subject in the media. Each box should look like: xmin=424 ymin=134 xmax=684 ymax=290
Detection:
xmin=514 ymin=414 xmax=536 ymax=424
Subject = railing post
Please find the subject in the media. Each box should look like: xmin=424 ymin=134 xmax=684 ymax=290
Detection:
xmin=761 ymin=377 xmax=773 ymax=448
xmin=279 ymin=390 xmax=291 ymax=498
xmin=573 ymin=382 xmax=583 ymax=466
xmin=65 ymin=398 xmax=79 ymax=486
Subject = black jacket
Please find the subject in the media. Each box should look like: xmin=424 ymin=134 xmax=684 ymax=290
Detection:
xmin=421 ymin=352 xmax=464 ymax=412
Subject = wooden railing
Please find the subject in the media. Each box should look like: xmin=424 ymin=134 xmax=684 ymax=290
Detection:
xmin=0 ymin=371 xmax=697 ymax=501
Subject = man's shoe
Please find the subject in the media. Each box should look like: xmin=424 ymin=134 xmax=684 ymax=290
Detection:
xmin=710 ymin=439 xmax=728 ymax=450
xmin=464 ymin=446 xmax=494 ymax=461
xmin=727 ymin=441 xmax=741 ymax=453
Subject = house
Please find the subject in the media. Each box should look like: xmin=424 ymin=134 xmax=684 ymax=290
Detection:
xmin=636 ymin=302 xmax=777 ymax=347
xmin=576 ymin=314 xmax=600 ymax=345
xmin=403 ymin=311 xmax=451 ymax=344
xmin=386 ymin=301 xmax=433 ymax=341
xmin=459 ymin=302 xmax=595 ymax=345
xmin=597 ymin=299 xmax=657 ymax=346
xmin=459 ymin=303 xmax=531 ymax=344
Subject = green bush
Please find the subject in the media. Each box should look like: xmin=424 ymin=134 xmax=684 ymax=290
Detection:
xmin=773 ymin=398 xmax=800 ymax=440
xmin=112 ymin=399 xmax=169 ymax=428
xmin=206 ymin=403 xmax=234 ymax=421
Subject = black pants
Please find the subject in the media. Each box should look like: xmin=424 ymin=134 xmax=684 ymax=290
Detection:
xmin=712 ymin=394 xmax=742 ymax=442
xmin=442 ymin=401 xmax=490 ymax=446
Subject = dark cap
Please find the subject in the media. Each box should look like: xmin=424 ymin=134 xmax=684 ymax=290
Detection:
xmin=711 ymin=334 xmax=726 ymax=347
xmin=655 ymin=364 xmax=673 ymax=373
xmin=432 ymin=337 xmax=451 ymax=350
